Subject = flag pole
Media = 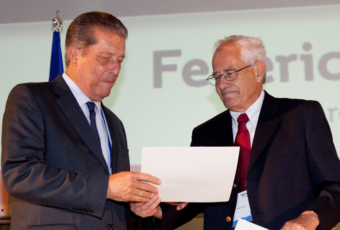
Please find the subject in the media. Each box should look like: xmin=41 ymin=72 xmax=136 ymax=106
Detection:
xmin=49 ymin=10 xmax=64 ymax=82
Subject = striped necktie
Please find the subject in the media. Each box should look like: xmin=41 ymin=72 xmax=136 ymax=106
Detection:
xmin=86 ymin=102 xmax=100 ymax=145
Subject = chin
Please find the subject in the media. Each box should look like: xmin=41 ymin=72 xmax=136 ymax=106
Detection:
xmin=99 ymin=89 xmax=112 ymax=99
xmin=223 ymin=99 xmax=238 ymax=111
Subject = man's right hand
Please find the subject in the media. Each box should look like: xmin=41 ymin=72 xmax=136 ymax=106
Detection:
xmin=106 ymin=171 xmax=161 ymax=203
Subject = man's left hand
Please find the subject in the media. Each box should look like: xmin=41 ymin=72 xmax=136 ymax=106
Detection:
xmin=280 ymin=211 xmax=319 ymax=230
xmin=129 ymin=193 xmax=162 ymax=218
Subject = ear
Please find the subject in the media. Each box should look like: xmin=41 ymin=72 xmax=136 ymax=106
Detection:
xmin=253 ymin=61 xmax=266 ymax=83
xmin=68 ymin=47 xmax=80 ymax=67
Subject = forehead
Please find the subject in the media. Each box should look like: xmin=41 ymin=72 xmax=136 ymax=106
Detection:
xmin=212 ymin=44 xmax=245 ymax=71
xmin=90 ymin=29 xmax=126 ymax=53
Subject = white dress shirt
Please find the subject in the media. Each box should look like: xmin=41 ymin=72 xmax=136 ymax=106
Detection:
xmin=230 ymin=90 xmax=265 ymax=222
xmin=230 ymin=90 xmax=265 ymax=147
xmin=62 ymin=73 xmax=112 ymax=174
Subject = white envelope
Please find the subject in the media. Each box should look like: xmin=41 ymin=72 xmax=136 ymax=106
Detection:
xmin=235 ymin=219 xmax=269 ymax=230
xmin=141 ymin=147 xmax=239 ymax=202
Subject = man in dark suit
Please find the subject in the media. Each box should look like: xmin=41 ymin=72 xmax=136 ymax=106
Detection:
xmin=131 ymin=35 xmax=340 ymax=230
xmin=1 ymin=12 xmax=160 ymax=230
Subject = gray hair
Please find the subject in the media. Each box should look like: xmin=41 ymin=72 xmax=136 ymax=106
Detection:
xmin=215 ymin=35 xmax=267 ymax=84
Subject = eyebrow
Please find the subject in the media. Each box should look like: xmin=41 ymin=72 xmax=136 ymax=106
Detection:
xmin=97 ymin=53 xmax=125 ymax=58
xmin=97 ymin=53 xmax=112 ymax=56
xmin=212 ymin=68 xmax=235 ymax=75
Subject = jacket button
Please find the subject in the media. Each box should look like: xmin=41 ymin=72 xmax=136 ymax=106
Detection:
xmin=233 ymin=184 xmax=237 ymax=188
xmin=226 ymin=216 xmax=231 ymax=222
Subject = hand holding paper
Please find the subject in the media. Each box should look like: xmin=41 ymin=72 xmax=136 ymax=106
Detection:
xmin=106 ymin=171 xmax=161 ymax=203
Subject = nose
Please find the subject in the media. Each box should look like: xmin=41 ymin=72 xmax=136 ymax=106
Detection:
xmin=217 ymin=76 xmax=231 ymax=90
xmin=108 ymin=60 xmax=121 ymax=76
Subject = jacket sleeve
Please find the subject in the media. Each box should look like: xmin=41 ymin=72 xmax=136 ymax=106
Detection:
xmin=1 ymin=84 xmax=109 ymax=218
xmin=160 ymin=203 xmax=204 ymax=230
xmin=304 ymin=102 xmax=340 ymax=230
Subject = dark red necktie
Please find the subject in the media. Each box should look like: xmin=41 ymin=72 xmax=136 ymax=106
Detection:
xmin=235 ymin=113 xmax=251 ymax=192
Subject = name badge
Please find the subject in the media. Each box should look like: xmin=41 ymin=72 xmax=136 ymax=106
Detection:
xmin=232 ymin=190 xmax=253 ymax=227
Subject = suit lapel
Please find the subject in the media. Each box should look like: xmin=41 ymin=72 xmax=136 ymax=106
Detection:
xmin=216 ymin=111 xmax=234 ymax=146
xmin=248 ymin=91 xmax=281 ymax=171
xmin=52 ymin=74 xmax=109 ymax=171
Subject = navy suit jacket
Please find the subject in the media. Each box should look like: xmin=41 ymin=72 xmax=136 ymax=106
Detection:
xmin=1 ymin=74 xmax=134 ymax=230
xmin=161 ymin=92 xmax=340 ymax=230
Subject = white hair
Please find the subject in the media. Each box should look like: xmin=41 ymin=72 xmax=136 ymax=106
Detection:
xmin=215 ymin=35 xmax=267 ymax=83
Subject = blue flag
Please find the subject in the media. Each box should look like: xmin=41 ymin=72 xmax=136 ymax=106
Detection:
xmin=49 ymin=31 xmax=64 ymax=82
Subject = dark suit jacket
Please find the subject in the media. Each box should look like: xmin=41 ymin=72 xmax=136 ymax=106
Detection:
xmin=161 ymin=92 xmax=340 ymax=230
xmin=1 ymin=75 xmax=133 ymax=230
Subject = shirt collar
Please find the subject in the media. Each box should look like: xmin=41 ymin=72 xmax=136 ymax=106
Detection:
xmin=62 ymin=73 xmax=102 ymax=111
xmin=230 ymin=90 xmax=265 ymax=124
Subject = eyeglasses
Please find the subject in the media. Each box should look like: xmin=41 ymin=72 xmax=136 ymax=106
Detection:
xmin=207 ymin=63 xmax=254 ymax=86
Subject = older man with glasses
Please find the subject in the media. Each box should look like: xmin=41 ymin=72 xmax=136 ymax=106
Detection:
xmin=131 ymin=35 xmax=340 ymax=230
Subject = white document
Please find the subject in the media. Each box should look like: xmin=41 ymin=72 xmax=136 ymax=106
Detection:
xmin=141 ymin=147 xmax=239 ymax=202
xmin=235 ymin=219 xmax=268 ymax=230
xmin=233 ymin=191 xmax=253 ymax=227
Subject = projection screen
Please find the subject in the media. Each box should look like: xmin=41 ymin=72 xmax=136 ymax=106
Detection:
xmin=1 ymin=3 xmax=340 ymax=173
